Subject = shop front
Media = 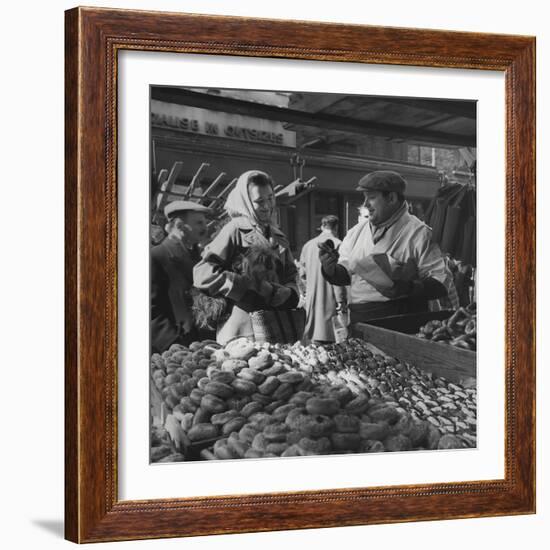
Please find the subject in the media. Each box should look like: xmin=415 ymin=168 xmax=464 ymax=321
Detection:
xmin=152 ymin=100 xmax=441 ymax=255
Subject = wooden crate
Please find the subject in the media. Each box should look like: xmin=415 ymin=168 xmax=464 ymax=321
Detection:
xmin=352 ymin=316 xmax=476 ymax=384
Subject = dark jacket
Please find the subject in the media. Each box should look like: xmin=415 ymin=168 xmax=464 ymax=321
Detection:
xmin=151 ymin=236 xmax=201 ymax=353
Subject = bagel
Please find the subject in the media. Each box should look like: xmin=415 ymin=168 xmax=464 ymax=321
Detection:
xmin=261 ymin=362 xmax=286 ymax=377
xmin=227 ymin=340 xmax=257 ymax=361
xmin=204 ymin=381 xmax=234 ymax=399
xmin=278 ymin=371 xmax=304 ymax=385
xmin=189 ymin=388 xmax=206 ymax=406
xmin=169 ymin=350 xmax=189 ymax=363
xmin=359 ymin=421 xmax=389 ymax=441
xmin=180 ymin=413 xmax=194 ymax=432
xmin=232 ymin=378 xmax=257 ymax=396
xmin=306 ymin=397 xmax=340 ymax=416
xmin=287 ymin=411 xmax=334 ymax=438
xmin=384 ymin=434 xmax=412 ymax=452
xmin=281 ymin=444 xmax=303 ymax=457
xmin=272 ymin=382 xmax=294 ymax=402
xmin=238 ymin=368 xmax=266 ymax=385
xmin=248 ymin=412 xmax=275 ymax=431
xmin=263 ymin=423 xmax=289 ymax=442
xmin=238 ymin=424 xmax=258 ymax=444
xmin=197 ymin=377 xmax=211 ymax=391
xmin=179 ymin=396 xmax=198 ymax=413
xmin=221 ymin=359 xmax=248 ymax=372
xmin=214 ymin=444 xmax=237 ymax=460
xmin=191 ymin=368 xmax=208 ymax=380
xmin=286 ymin=430 xmax=302 ymax=445
xmin=199 ymin=449 xmax=217 ymax=460
xmin=251 ymin=432 xmax=268 ymax=452
xmin=225 ymin=396 xmax=251 ymax=412
xmin=344 ymin=395 xmax=370 ymax=415
xmin=227 ymin=437 xmax=249 ymax=458
xmin=266 ymin=442 xmax=289 ymax=455
xmin=333 ymin=414 xmax=360 ymax=433
xmin=212 ymin=349 xmax=229 ymax=364
xmin=368 ymin=405 xmax=401 ymax=425
xmin=221 ymin=416 xmax=247 ymax=436
xmin=192 ymin=407 xmax=211 ymax=426
xmin=264 ymin=400 xmax=284 ymax=414
xmin=295 ymin=378 xmax=314 ymax=392
xmin=164 ymin=373 xmax=182 ymax=385
xmin=288 ymin=391 xmax=313 ymax=407
xmin=206 ymin=366 xmax=221 ymax=378
xmin=198 ymin=358 xmax=212 ymax=369
xmin=438 ymin=434 xmax=464 ymax=450
xmin=297 ymin=436 xmax=331 ymax=455
xmin=248 ymin=352 xmax=274 ymax=371
xmin=330 ymin=432 xmax=361 ymax=451
xmin=272 ymin=404 xmax=297 ymax=422
xmin=169 ymin=383 xmax=186 ymax=400
xmin=359 ymin=439 xmax=385 ymax=453
xmin=251 ymin=393 xmax=272 ymax=406
xmin=176 ymin=366 xmax=193 ymax=378
xmin=284 ymin=407 xmax=307 ymax=427
xmin=258 ymin=376 xmax=280 ymax=396
xmin=213 ymin=437 xmax=229 ymax=452
xmin=187 ymin=423 xmax=218 ymax=442
xmin=240 ymin=401 xmax=263 ymax=418
xmin=327 ymin=386 xmax=354 ymax=405
xmin=164 ymin=395 xmax=180 ymax=410
xmin=426 ymin=424 xmax=442 ymax=450
xmin=181 ymin=378 xmax=197 ymax=395
xmin=200 ymin=394 xmax=227 ymax=414
xmin=210 ymin=371 xmax=235 ymax=385
xmin=210 ymin=410 xmax=239 ymax=425
xmin=244 ymin=448 xmax=264 ymax=459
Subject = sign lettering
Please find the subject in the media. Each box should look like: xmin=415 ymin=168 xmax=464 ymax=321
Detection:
xmin=150 ymin=101 xmax=294 ymax=147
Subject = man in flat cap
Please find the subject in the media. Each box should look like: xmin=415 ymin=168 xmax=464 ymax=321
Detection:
xmin=319 ymin=171 xmax=454 ymax=323
xmin=299 ymin=215 xmax=347 ymax=343
xmin=151 ymin=200 xmax=213 ymax=353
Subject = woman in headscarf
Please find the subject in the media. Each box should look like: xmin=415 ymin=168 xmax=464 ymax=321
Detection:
xmin=193 ymin=170 xmax=299 ymax=344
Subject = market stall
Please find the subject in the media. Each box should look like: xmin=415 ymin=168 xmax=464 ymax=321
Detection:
xmin=150 ymin=327 xmax=477 ymax=462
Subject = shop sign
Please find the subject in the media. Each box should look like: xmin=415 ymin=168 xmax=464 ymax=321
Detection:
xmin=151 ymin=100 xmax=295 ymax=147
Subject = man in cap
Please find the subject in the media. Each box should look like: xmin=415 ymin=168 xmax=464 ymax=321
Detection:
xmin=151 ymin=200 xmax=213 ymax=353
xmin=299 ymin=215 xmax=347 ymax=343
xmin=319 ymin=171 xmax=454 ymax=323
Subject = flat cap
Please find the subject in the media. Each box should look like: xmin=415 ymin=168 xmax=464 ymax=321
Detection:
xmin=164 ymin=200 xmax=213 ymax=220
xmin=356 ymin=171 xmax=407 ymax=194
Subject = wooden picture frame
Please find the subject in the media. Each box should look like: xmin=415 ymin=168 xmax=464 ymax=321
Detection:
xmin=65 ymin=6 xmax=535 ymax=543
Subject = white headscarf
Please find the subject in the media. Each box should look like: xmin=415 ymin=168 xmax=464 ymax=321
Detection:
xmin=224 ymin=170 xmax=278 ymax=226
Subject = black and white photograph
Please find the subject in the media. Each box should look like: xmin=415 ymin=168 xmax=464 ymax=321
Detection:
xmin=149 ymin=86 xmax=478 ymax=463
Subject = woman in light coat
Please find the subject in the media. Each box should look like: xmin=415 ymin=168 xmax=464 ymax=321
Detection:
xmin=193 ymin=170 xmax=299 ymax=344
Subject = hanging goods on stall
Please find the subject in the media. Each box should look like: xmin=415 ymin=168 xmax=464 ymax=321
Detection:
xmin=425 ymin=182 xmax=476 ymax=266
xmin=152 ymin=160 xmax=237 ymax=226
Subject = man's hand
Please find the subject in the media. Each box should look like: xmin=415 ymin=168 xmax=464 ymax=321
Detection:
xmin=378 ymin=279 xmax=414 ymax=299
xmin=318 ymin=241 xmax=339 ymax=278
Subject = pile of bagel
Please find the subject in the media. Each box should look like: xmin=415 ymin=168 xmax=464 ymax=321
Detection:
xmin=416 ymin=304 xmax=477 ymax=350
xmin=151 ymin=336 xmax=476 ymax=462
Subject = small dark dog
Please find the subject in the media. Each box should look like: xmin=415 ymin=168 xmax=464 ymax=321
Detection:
xmin=191 ymin=244 xmax=280 ymax=330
